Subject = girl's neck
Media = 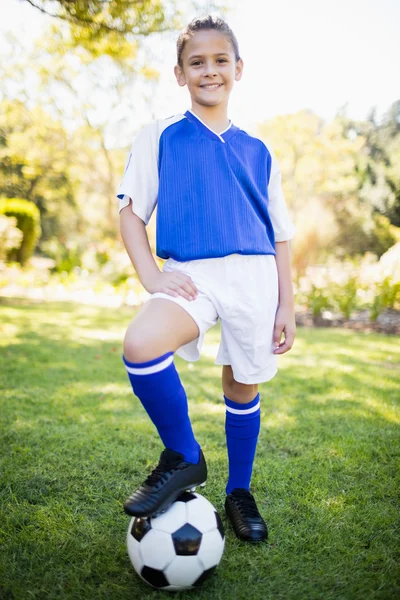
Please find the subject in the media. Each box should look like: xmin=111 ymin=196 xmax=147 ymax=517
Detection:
xmin=189 ymin=102 xmax=230 ymax=134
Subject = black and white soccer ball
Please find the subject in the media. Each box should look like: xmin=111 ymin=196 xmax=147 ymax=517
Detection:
xmin=127 ymin=491 xmax=225 ymax=591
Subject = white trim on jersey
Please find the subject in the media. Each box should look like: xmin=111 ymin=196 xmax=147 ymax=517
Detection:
xmin=187 ymin=109 xmax=232 ymax=143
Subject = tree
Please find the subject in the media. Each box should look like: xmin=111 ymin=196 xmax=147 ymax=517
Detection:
xmin=23 ymin=0 xmax=176 ymax=33
xmin=258 ymin=111 xmax=363 ymax=272
xmin=20 ymin=0 xmax=223 ymax=58
xmin=346 ymin=100 xmax=400 ymax=227
xmin=0 ymin=99 xmax=81 ymax=245
xmin=258 ymin=108 xmax=400 ymax=272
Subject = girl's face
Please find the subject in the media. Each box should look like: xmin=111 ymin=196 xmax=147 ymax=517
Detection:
xmin=174 ymin=30 xmax=243 ymax=109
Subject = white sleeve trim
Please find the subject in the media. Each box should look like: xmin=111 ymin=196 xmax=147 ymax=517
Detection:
xmin=118 ymin=194 xmax=131 ymax=212
xmin=116 ymin=121 xmax=159 ymax=225
xmin=117 ymin=194 xmax=149 ymax=224
xmin=116 ymin=115 xmax=186 ymax=225
xmin=268 ymin=148 xmax=296 ymax=242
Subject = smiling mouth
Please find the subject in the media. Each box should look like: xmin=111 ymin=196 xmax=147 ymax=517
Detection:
xmin=200 ymin=83 xmax=223 ymax=90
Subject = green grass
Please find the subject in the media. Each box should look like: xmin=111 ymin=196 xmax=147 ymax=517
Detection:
xmin=0 ymin=298 xmax=399 ymax=600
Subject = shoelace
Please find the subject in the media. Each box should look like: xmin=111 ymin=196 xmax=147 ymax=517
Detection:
xmin=232 ymin=490 xmax=261 ymax=519
xmin=144 ymin=455 xmax=182 ymax=487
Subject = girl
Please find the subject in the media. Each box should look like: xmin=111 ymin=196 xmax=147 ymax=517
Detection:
xmin=117 ymin=16 xmax=296 ymax=543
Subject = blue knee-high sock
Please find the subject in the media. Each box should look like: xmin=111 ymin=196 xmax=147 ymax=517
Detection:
xmin=123 ymin=352 xmax=200 ymax=464
xmin=225 ymin=394 xmax=261 ymax=494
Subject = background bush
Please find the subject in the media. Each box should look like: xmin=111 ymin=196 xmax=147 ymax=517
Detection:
xmin=370 ymin=277 xmax=400 ymax=321
xmin=41 ymin=239 xmax=83 ymax=274
xmin=0 ymin=198 xmax=41 ymax=265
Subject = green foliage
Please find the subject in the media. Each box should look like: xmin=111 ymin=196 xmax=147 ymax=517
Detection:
xmin=0 ymin=99 xmax=79 ymax=248
xmin=370 ymin=213 xmax=399 ymax=256
xmin=0 ymin=198 xmax=41 ymax=264
xmin=370 ymin=277 xmax=400 ymax=321
xmin=349 ymin=100 xmax=400 ymax=228
xmin=330 ymin=277 xmax=359 ymax=319
xmin=22 ymin=0 xmax=181 ymax=60
xmin=335 ymin=212 xmax=398 ymax=259
xmin=111 ymin=272 xmax=130 ymax=287
xmin=297 ymin=247 xmax=400 ymax=323
xmin=95 ymin=248 xmax=111 ymax=267
xmin=41 ymin=239 xmax=82 ymax=274
xmin=259 ymin=103 xmax=400 ymax=266
xmin=303 ymin=284 xmax=332 ymax=318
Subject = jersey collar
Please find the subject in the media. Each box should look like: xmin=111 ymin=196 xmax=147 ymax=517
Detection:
xmin=185 ymin=110 xmax=238 ymax=143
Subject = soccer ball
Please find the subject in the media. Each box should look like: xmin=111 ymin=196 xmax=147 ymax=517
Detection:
xmin=127 ymin=491 xmax=225 ymax=591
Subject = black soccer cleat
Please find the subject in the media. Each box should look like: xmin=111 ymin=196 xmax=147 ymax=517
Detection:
xmin=225 ymin=488 xmax=268 ymax=543
xmin=123 ymin=448 xmax=207 ymax=518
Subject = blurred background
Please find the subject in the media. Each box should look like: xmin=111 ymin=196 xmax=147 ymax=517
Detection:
xmin=0 ymin=0 xmax=399 ymax=331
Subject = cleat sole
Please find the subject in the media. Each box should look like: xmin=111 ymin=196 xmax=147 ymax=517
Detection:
xmin=189 ymin=481 xmax=206 ymax=492
xmin=147 ymin=480 xmax=207 ymax=517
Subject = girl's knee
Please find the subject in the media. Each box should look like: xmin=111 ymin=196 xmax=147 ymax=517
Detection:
xmin=123 ymin=326 xmax=175 ymax=363
xmin=222 ymin=365 xmax=258 ymax=403
xmin=223 ymin=379 xmax=258 ymax=404
xmin=123 ymin=329 xmax=154 ymax=363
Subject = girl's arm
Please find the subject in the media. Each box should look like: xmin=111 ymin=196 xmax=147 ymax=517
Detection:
xmin=120 ymin=203 xmax=198 ymax=301
xmin=273 ymin=240 xmax=296 ymax=354
xmin=120 ymin=205 xmax=161 ymax=291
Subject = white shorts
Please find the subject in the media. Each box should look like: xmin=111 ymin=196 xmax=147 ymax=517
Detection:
xmin=149 ymin=253 xmax=279 ymax=385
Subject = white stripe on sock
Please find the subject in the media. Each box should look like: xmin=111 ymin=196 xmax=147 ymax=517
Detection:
xmin=225 ymin=401 xmax=260 ymax=415
xmin=125 ymin=354 xmax=174 ymax=375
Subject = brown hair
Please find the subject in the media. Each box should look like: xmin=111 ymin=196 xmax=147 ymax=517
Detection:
xmin=176 ymin=15 xmax=241 ymax=67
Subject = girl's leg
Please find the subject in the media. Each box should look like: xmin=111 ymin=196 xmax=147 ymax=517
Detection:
xmin=123 ymin=298 xmax=200 ymax=461
xmin=222 ymin=365 xmax=267 ymax=542
xmin=122 ymin=298 xmax=207 ymax=517
xmin=222 ymin=365 xmax=259 ymax=494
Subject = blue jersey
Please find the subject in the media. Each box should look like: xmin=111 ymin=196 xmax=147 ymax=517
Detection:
xmin=117 ymin=110 xmax=295 ymax=261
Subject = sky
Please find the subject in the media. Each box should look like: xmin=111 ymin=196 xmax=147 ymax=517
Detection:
xmin=1 ymin=0 xmax=399 ymax=132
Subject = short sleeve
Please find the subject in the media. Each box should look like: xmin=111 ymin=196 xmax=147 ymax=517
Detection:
xmin=116 ymin=122 xmax=159 ymax=225
xmin=268 ymin=150 xmax=296 ymax=242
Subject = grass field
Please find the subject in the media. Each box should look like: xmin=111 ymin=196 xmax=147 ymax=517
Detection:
xmin=0 ymin=298 xmax=399 ymax=600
